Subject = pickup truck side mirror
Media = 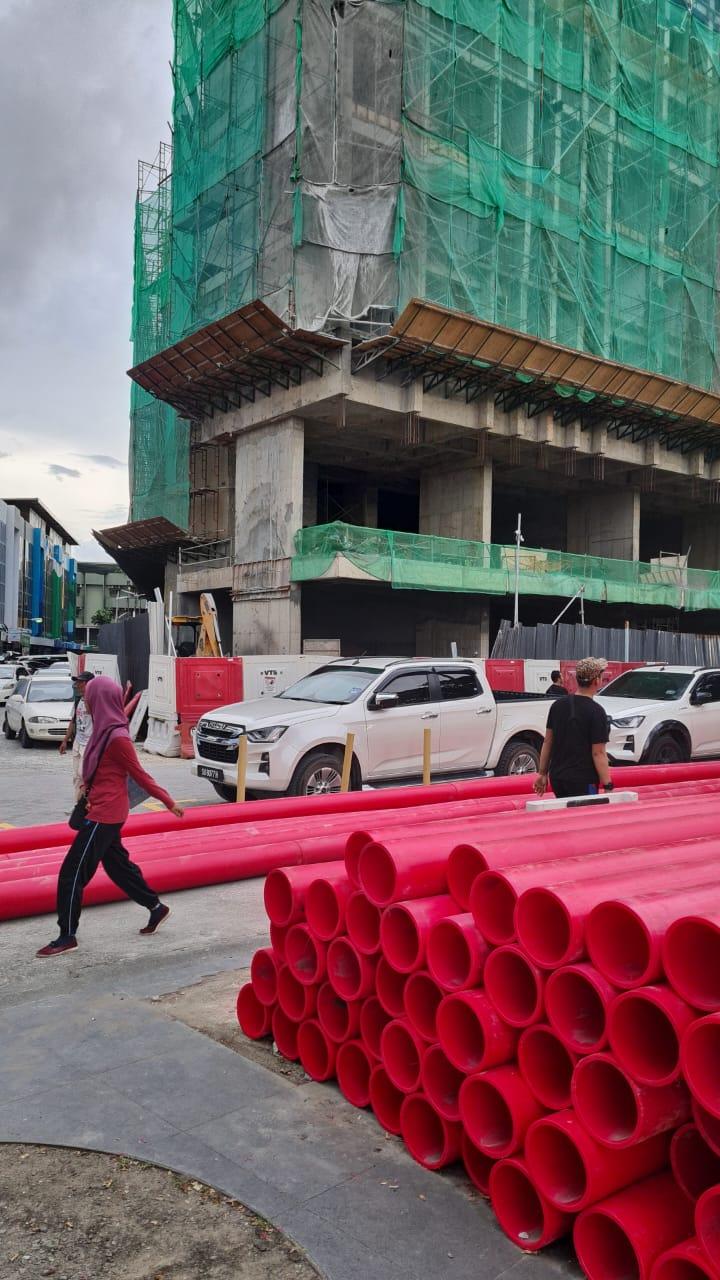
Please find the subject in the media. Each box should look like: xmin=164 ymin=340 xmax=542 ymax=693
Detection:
xmin=373 ymin=692 xmax=399 ymax=710
xmin=693 ymin=689 xmax=713 ymax=706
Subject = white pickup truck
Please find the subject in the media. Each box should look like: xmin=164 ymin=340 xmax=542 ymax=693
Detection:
xmin=598 ymin=665 xmax=720 ymax=766
xmin=192 ymin=656 xmax=551 ymax=801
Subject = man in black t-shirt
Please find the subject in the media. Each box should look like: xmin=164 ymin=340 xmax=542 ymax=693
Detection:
xmin=546 ymin=670 xmax=568 ymax=699
xmin=534 ymin=657 xmax=612 ymax=799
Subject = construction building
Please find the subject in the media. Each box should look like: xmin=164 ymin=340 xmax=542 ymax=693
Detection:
xmin=118 ymin=0 xmax=720 ymax=657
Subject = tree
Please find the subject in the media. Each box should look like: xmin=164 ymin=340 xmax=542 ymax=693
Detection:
xmin=91 ymin=607 xmax=114 ymax=627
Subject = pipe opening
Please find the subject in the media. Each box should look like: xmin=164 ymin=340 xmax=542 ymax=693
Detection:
xmin=518 ymin=1025 xmax=574 ymax=1110
xmin=573 ymin=1056 xmax=638 ymax=1144
xmin=610 ymin=993 xmax=679 ymax=1084
xmin=336 ymin=1040 xmax=371 ymax=1107
xmin=485 ymin=948 xmax=542 ymax=1026
xmin=574 ymin=1213 xmax=640 ymax=1280
xmin=345 ymin=830 xmax=372 ymax=884
xmin=297 ymin=1020 xmax=334 ymax=1081
xmin=491 ymin=1160 xmax=546 ymax=1245
xmin=672 ymin=1126 xmax=720 ymax=1201
xmin=346 ymin=891 xmax=381 ymax=954
xmin=381 ymin=905 xmax=422 ymax=971
xmin=438 ymin=996 xmax=487 ymax=1071
xmin=428 ymin=920 xmax=473 ymax=990
xmin=381 ymin=1020 xmax=422 ymax=1092
xmin=462 ymin=1133 xmax=494 ymax=1195
xmin=369 ymin=1064 xmax=403 ymax=1134
xmin=236 ymin=984 xmax=272 ymax=1039
xmin=360 ymin=996 xmax=391 ymax=1058
xmin=516 ymin=891 xmax=572 ymax=967
xmin=527 ymin=1123 xmax=587 ymax=1206
xmin=272 ymin=1007 xmax=299 ymax=1060
xmin=376 ymin=957 xmax=407 ymax=1017
xmin=683 ymin=1020 xmax=720 ymax=1117
xmin=286 ymin=925 xmax=324 ymax=985
xmin=448 ymin=843 xmax=486 ymax=909
xmin=327 ymin=937 xmax=362 ymax=1000
xmin=546 ymin=969 xmax=606 ymax=1051
xmin=358 ymin=843 xmax=396 ymax=906
xmin=697 ymin=1188 xmax=720 ymax=1269
xmin=461 ymin=1077 xmax=513 ymax=1153
xmin=665 ymin=920 xmax=720 ymax=1010
xmin=404 ymin=971 xmax=443 ymax=1041
xmin=264 ymin=870 xmax=294 ymax=927
xmin=422 ymin=1045 xmax=464 ymax=1120
xmin=653 ymin=1255 xmax=714 ymax=1280
xmin=277 ymin=966 xmax=312 ymax=1021
xmin=306 ymin=880 xmax=341 ymax=941
xmin=250 ymin=948 xmax=279 ymax=1006
xmin=586 ymin=902 xmax=651 ymax=986
xmin=317 ymin=983 xmax=354 ymax=1041
xmin=471 ymin=873 xmax=517 ymax=944
xmin=401 ymin=1095 xmax=450 ymax=1168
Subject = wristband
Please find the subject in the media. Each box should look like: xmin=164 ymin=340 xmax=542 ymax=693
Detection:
xmin=604 ymin=781 xmax=614 ymax=792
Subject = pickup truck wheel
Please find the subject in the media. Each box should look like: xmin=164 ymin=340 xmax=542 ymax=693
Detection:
xmin=289 ymin=750 xmax=347 ymax=797
xmin=496 ymin=739 xmax=540 ymax=775
xmin=211 ymin=782 xmax=239 ymax=803
xmin=643 ymin=733 xmax=688 ymax=765
xmin=3 ymin=716 xmax=16 ymax=740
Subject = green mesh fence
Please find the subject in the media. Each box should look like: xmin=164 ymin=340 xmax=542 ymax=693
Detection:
xmin=130 ymin=0 xmax=720 ymax=524
xmin=292 ymin=521 xmax=720 ymax=610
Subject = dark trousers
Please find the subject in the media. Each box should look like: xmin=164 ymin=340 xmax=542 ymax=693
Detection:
xmin=550 ymin=778 xmax=598 ymax=799
xmin=57 ymin=821 xmax=159 ymax=937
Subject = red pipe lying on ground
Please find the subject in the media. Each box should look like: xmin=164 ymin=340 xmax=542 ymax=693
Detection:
xmin=359 ymin=996 xmax=390 ymax=1060
xmin=608 ymin=985 xmax=695 ymax=1086
xmin=399 ymin=1093 xmax=462 ymax=1170
xmin=483 ymin=944 xmax=545 ymax=1028
xmin=573 ymin=1172 xmax=695 ymax=1280
xmin=304 ymin=870 xmax=353 ymax=942
xmin=544 ymin=964 xmax=617 ymax=1056
xmin=317 ymin=983 xmax=362 ymax=1044
xmin=336 ymin=1039 xmax=373 ymax=1109
xmin=368 ymin=1064 xmax=403 ymax=1135
xmin=459 ymin=1065 xmax=545 ymax=1158
xmin=421 ymin=1043 xmax=465 ymax=1121
xmin=236 ymin=984 xmax=273 ymax=1040
xmin=297 ymin=1019 xmax=336 ymax=1082
xmin=490 ymin=1156 xmax=574 ymax=1252
xmin=571 ymin=1052 xmax=690 ymax=1148
xmin=462 ymin=1132 xmax=495 ymax=1195
xmin=680 ymin=1014 xmax=720 ymax=1119
xmin=436 ymin=988 xmax=518 ymax=1073
xmin=380 ymin=1018 xmax=426 ymax=1093
xmin=265 ymin=862 xmax=346 ymax=927
xmin=276 ymin=966 xmax=317 ymax=1022
xmin=525 ymin=1111 xmax=670 ymax=1211
xmin=403 ymin=970 xmax=444 ymax=1043
xmin=517 ymin=1024 xmax=577 ymax=1111
xmin=670 ymin=1124 xmax=720 ymax=1202
xmin=284 ymin=924 xmax=327 ymax=986
xmin=345 ymin=891 xmax=382 ymax=955
xmin=664 ymin=912 xmax=720 ymax=1012
xmin=379 ymin=895 xmax=457 ymax=973
xmin=271 ymin=1006 xmax=299 ymax=1061
xmin=693 ymin=1099 xmax=720 ymax=1157
xmin=586 ymin=886 xmax=720 ymax=991
xmin=651 ymin=1237 xmax=717 ymax=1280
xmin=326 ymin=936 xmax=377 ymax=1001
xmin=426 ymin=912 xmax=489 ymax=992
xmin=695 ymin=1186 xmax=720 ymax=1273
xmin=249 ymin=948 xmax=281 ymax=1006
xmin=375 ymin=956 xmax=407 ymax=1018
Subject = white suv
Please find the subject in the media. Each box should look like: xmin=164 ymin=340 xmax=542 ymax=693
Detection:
xmin=599 ymin=665 xmax=720 ymax=765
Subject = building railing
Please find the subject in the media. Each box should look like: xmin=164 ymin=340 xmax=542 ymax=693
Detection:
xmin=178 ymin=538 xmax=233 ymax=573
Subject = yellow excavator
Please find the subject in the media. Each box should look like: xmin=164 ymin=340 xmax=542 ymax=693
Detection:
xmin=172 ymin=592 xmax=223 ymax=657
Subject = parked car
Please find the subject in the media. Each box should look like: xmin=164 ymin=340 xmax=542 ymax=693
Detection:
xmin=2 ymin=673 xmax=74 ymax=748
xmin=0 ymin=663 xmax=17 ymax=706
xmin=598 ymin=665 xmax=720 ymax=765
xmin=192 ymin=657 xmax=550 ymax=801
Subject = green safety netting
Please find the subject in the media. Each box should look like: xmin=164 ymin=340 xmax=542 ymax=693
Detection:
xmin=292 ymin=521 xmax=720 ymax=610
xmin=130 ymin=0 xmax=720 ymax=523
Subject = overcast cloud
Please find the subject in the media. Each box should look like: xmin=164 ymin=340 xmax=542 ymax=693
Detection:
xmin=0 ymin=0 xmax=172 ymax=559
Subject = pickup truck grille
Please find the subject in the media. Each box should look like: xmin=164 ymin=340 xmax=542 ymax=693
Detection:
xmin=196 ymin=723 xmax=244 ymax=765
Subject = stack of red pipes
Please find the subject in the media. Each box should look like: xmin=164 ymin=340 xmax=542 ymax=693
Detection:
xmin=238 ymin=781 xmax=720 ymax=1280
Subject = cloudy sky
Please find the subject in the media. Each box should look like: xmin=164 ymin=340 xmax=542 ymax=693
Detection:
xmin=0 ymin=0 xmax=173 ymax=560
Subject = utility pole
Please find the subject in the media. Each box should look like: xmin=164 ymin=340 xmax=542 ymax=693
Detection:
xmin=513 ymin=513 xmax=523 ymax=628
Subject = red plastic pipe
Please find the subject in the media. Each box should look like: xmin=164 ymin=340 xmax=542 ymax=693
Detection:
xmin=671 ymin=1125 xmax=720 ymax=1202
xmin=317 ymin=982 xmax=362 ymax=1044
xmin=375 ymin=956 xmax=408 ymax=1018
xmin=271 ymin=1006 xmax=300 ymax=1061
xmin=483 ymin=945 xmax=545 ymax=1028
xmin=572 ymin=1051 xmax=690 ymax=1148
xmin=587 ymin=887 xmax=720 ymax=991
xmin=379 ymin=895 xmax=457 ymax=973
xmin=448 ymin=842 xmax=487 ymax=911
xmin=345 ymin=891 xmax=382 ymax=955
xmin=490 ymin=1156 xmax=574 ymax=1252
xmin=236 ymin=983 xmax=272 ymax=1040
xmin=651 ymin=1237 xmax=717 ymax=1280
xmin=517 ymin=1024 xmax=578 ymax=1111
xmin=421 ymin=1044 xmax=465 ymax=1122
xmin=250 ymin=948 xmax=282 ymax=1007
xmin=459 ymin=1065 xmax=545 ymax=1158
xmin=695 ymin=1187 xmax=720 ymax=1273
xmin=296 ymin=1019 xmax=337 ymax=1082
xmin=693 ymin=1098 xmax=720 ymax=1157
xmin=284 ymin=924 xmax=327 ymax=987
xmin=264 ymin=861 xmax=346 ymax=927
xmin=380 ymin=1018 xmax=426 ymax=1094
xmin=369 ymin=1064 xmax=404 ymax=1135
xmin=525 ymin=1110 xmax=670 ymax=1211
xmin=305 ymin=871 xmax=353 ymax=942
xmin=399 ymin=1093 xmax=462 ymax=1170
xmin=426 ymin=913 xmax=489 ymax=993
xmin=269 ymin=922 xmax=289 ymax=961
xmin=403 ymin=970 xmax=445 ymax=1044
xmin=336 ymin=1039 xmax=373 ymax=1108
xmin=574 ymin=1173 xmax=695 ymax=1280
xmin=358 ymin=836 xmax=452 ymax=906
xmin=681 ymin=1014 xmax=720 ymax=1119
xmin=544 ymin=964 xmax=616 ymax=1055
xmin=326 ymin=937 xmax=377 ymax=1001
xmin=664 ymin=912 xmax=720 ymax=1012
xmin=436 ymin=989 xmax=517 ymax=1073
xmin=462 ymin=1132 xmax=495 ymax=1196
xmin=608 ymin=985 xmax=695 ymax=1086
xmin=359 ymin=995 xmax=391 ymax=1061
xmin=276 ymin=967 xmax=317 ymax=1022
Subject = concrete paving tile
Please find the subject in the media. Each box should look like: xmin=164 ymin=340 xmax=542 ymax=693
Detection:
xmin=276 ymin=1206 xmax=415 ymax=1280
xmin=0 ymin=1076 xmax=179 ymax=1153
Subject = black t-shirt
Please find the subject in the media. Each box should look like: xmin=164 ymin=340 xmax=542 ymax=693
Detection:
xmin=546 ymin=694 xmax=609 ymax=785
xmin=546 ymin=684 xmax=568 ymax=699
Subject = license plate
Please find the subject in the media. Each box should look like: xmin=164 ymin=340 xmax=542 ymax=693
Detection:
xmin=198 ymin=764 xmax=223 ymax=782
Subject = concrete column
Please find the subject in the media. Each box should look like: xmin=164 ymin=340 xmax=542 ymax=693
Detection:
xmin=232 ymin=417 xmax=304 ymax=654
xmin=567 ymin=488 xmax=640 ymax=560
xmin=684 ymin=513 xmax=720 ymax=570
xmin=416 ymin=611 xmax=490 ymax=659
xmin=303 ymin=462 xmax=319 ymax=527
xmin=419 ymin=461 xmax=492 ymax=543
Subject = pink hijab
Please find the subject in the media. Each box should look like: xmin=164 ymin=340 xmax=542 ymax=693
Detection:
xmin=82 ymin=676 xmax=130 ymax=782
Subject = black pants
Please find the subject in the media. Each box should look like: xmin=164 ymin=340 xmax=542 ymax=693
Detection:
xmin=57 ymin=821 xmax=159 ymax=937
xmin=550 ymin=778 xmax=599 ymax=799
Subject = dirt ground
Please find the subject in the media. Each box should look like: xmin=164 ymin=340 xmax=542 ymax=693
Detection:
xmin=0 ymin=1144 xmax=320 ymax=1280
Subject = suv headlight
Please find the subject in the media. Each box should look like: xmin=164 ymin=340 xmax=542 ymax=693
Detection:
xmin=612 ymin=714 xmax=645 ymax=728
xmin=247 ymin=725 xmax=288 ymax=743
xmin=28 ymin=716 xmax=58 ymax=724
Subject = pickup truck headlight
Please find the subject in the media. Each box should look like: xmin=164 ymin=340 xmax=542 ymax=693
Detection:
xmin=246 ymin=725 xmax=288 ymax=743
xmin=611 ymin=714 xmax=646 ymax=728
xmin=28 ymin=716 xmax=58 ymax=724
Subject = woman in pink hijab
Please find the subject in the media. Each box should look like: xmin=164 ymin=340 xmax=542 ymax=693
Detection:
xmin=37 ymin=676 xmax=184 ymax=957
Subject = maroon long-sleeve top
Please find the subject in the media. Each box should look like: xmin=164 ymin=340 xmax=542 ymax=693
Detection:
xmin=87 ymin=736 xmax=174 ymax=824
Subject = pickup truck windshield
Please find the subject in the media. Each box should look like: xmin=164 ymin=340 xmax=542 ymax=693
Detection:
xmin=278 ymin=666 xmax=381 ymax=705
xmin=600 ymin=671 xmax=693 ymax=701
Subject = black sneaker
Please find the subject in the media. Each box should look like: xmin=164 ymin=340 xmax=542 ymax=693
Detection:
xmin=139 ymin=904 xmax=170 ymax=935
xmin=36 ymin=936 xmax=78 ymax=958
